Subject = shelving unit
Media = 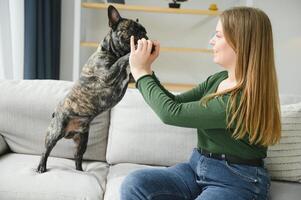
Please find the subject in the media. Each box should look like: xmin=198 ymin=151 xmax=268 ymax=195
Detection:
xmin=81 ymin=2 xmax=221 ymax=16
xmin=74 ymin=1 xmax=221 ymax=91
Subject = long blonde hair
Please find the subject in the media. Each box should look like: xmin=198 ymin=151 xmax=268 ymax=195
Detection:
xmin=201 ymin=7 xmax=281 ymax=146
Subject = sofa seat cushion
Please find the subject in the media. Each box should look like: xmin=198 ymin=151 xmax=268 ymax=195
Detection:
xmin=270 ymin=181 xmax=301 ymax=200
xmin=104 ymin=163 xmax=164 ymax=200
xmin=0 ymin=153 xmax=108 ymax=200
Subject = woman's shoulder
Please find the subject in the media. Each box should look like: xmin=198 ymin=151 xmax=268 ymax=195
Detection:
xmin=207 ymin=70 xmax=228 ymax=84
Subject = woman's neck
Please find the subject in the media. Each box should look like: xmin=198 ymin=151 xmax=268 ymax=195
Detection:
xmin=227 ymin=69 xmax=237 ymax=84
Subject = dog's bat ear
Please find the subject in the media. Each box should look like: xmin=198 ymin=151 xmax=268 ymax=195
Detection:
xmin=108 ymin=5 xmax=122 ymax=29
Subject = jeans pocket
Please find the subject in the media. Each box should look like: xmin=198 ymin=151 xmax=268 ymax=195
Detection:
xmin=257 ymin=167 xmax=271 ymax=199
xmin=225 ymin=161 xmax=259 ymax=183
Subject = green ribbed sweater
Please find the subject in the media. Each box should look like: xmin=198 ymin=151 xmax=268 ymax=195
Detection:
xmin=136 ymin=70 xmax=267 ymax=159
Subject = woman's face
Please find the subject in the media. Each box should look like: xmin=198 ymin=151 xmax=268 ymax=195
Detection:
xmin=209 ymin=20 xmax=237 ymax=69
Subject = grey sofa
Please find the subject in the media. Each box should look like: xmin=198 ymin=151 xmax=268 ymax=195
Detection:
xmin=0 ymin=79 xmax=300 ymax=200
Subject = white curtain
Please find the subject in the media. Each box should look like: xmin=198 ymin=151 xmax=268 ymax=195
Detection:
xmin=0 ymin=0 xmax=24 ymax=80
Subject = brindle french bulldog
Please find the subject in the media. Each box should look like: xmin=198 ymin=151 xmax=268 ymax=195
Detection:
xmin=37 ymin=5 xmax=153 ymax=173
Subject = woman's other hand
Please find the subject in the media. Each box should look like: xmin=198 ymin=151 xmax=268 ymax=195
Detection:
xmin=129 ymin=36 xmax=160 ymax=81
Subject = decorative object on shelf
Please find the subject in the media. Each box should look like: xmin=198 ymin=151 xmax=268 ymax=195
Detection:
xmin=168 ymin=0 xmax=188 ymax=9
xmin=107 ymin=0 xmax=125 ymax=4
xmin=209 ymin=3 xmax=218 ymax=11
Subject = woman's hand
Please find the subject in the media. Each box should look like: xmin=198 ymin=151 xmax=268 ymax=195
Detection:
xmin=129 ymin=36 xmax=160 ymax=81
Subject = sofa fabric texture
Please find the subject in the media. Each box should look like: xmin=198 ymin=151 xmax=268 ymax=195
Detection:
xmin=0 ymin=79 xmax=301 ymax=200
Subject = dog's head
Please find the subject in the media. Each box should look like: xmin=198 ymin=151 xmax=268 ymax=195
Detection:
xmin=101 ymin=5 xmax=150 ymax=57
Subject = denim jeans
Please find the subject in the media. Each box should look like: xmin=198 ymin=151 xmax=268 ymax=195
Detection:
xmin=120 ymin=148 xmax=271 ymax=200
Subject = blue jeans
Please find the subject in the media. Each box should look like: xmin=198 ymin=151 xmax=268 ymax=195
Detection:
xmin=120 ymin=148 xmax=271 ymax=200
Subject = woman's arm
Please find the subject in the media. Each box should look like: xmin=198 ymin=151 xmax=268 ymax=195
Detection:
xmin=136 ymin=75 xmax=228 ymax=129
xmin=136 ymin=72 xmax=212 ymax=103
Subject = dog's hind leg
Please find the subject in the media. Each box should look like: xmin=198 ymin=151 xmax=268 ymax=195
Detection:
xmin=37 ymin=114 xmax=68 ymax=173
xmin=73 ymin=128 xmax=89 ymax=171
xmin=37 ymin=133 xmax=65 ymax=173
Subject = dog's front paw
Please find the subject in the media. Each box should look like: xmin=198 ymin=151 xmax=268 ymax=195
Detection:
xmin=36 ymin=164 xmax=47 ymax=173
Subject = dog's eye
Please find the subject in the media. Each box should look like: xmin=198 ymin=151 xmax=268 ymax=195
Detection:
xmin=136 ymin=18 xmax=139 ymax=23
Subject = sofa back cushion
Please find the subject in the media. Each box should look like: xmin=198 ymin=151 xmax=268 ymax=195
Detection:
xmin=266 ymin=101 xmax=301 ymax=182
xmin=0 ymin=80 xmax=109 ymax=161
xmin=106 ymin=89 xmax=197 ymax=166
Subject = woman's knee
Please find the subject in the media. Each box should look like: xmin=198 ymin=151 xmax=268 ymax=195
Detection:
xmin=120 ymin=169 xmax=153 ymax=198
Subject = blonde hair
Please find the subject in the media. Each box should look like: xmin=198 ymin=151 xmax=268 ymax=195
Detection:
xmin=201 ymin=7 xmax=281 ymax=146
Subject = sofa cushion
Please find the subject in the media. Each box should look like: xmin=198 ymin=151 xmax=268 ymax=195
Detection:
xmin=0 ymin=80 xmax=109 ymax=161
xmin=104 ymin=163 xmax=163 ymax=200
xmin=270 ymin=181 xmax=301 ymax=200
xmin=266 ymin=102 xmax=301 ymax=182
xmin=106 ymin=88 xmax=197 ymax=166
xmin=0 ymin=153 xmax=108 ymax=200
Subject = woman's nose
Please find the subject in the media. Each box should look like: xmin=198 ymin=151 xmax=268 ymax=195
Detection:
xmin=209 ymin=34 xmax=215 ymax=46
xmin=209 ymin=37 xmax=215 ymax=46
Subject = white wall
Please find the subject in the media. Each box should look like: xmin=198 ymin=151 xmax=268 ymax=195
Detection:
xmin=60 ymin=0 xmax=75 ymax=81
xmin=253 ymin=0 xmax=301 ymax=95
xmin=60 ymin=0 xmax=301 ymax=95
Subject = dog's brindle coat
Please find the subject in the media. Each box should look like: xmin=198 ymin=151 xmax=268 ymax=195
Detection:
xmin=37 ymin=5 xmax=151 ymax=173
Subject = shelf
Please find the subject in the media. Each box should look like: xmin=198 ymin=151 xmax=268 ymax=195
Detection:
xmin=128 ymin=82 xmax=196 ymax=92
xmin=81 ymin=2 xmax=221 ymax=16
xmin=80 ymin=41 xmax=213 ymax=54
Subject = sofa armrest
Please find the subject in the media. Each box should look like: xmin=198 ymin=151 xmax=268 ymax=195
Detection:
xmin=0 ymin=134 xmax=9 ymax=155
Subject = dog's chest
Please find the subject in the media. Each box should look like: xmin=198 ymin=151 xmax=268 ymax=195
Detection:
xmin=65 ymin=54 xmax=129 ymax=116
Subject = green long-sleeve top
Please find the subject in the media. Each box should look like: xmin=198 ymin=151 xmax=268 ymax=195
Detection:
xmin=136 ymin=70 xmax=267 ymax=160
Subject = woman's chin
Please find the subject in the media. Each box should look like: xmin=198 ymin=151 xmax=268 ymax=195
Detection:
xmin=212 ymin=58 xmax=219 ymax=64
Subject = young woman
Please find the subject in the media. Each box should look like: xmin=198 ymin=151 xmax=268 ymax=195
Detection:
xmin=120 ymin=6 xmax=281 ymax=200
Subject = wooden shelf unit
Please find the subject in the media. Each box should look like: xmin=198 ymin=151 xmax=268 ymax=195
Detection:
xmin=81 ymin=2 xmax=221 ymax=16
